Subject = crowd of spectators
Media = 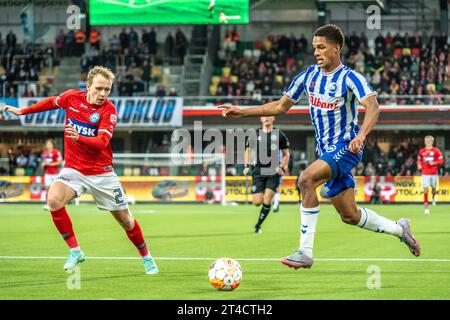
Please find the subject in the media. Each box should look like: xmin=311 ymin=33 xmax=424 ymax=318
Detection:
xmin=211 ymin=27 xmax=309 ymax=103
xmin=1 ymin=27 xmax=188 ymax=98
xmin=79 ymin=27 xmax=187 ymax=96
xmin=344 ymin=30 xmax=450 ymax=105
xmin=0 ymin=30 xmax=54 ymax=97
xmin=1 ymin=27 xmax=449 ymax=101
xmin=3 ymin=147 xmax=43 ymax=176
xmin=211 ymin=29 xmax=449 ymax=106
xmin=356 ymin=139 xmax=448 ymax=177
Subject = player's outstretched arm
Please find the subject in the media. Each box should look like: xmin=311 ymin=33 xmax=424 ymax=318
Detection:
xmin=2 ymin=97 xmax=58 ymax=116
xmin=2 ymin=105 xmax=23 ymax=116
xmin=218 ymin=95 xmax=295 ymax=118
xmin=348 ymin=94 xmax=380 ymax=154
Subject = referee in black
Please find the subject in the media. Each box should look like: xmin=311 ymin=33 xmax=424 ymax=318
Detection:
xmin=244 ymin=117 xmax=290 ymax=234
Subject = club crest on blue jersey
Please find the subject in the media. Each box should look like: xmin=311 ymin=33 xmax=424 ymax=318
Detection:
xmin=89 ymin=112 xmax=100 ymax=123
xmin=67 ymin=118 xmax=98 ymax=137
xmin=329 ymin=82 xmax=337 ymax=93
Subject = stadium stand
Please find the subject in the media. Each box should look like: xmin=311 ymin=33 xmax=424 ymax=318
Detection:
xmin=209 ymin=30 xmax=450 ymax=105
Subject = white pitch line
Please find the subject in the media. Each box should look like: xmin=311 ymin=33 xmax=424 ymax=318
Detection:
xmin=0 ymin=256 xmax=450 ymax=262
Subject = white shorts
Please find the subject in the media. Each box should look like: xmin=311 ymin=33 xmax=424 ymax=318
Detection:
xmin=55 ymin=168 xmax=128 ymax=211
xmin=44 ymin=174 xmax=59 ymax=188
xmin=422 ymin=175 xmax=438 ymax=189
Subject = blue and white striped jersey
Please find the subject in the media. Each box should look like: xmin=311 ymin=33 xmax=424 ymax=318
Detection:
xmin=283 ymin=64 xmax=377 ymax=154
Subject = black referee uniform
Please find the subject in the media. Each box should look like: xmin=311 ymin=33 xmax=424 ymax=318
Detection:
xmin=245 ymin=127 xmax=290 ymax=233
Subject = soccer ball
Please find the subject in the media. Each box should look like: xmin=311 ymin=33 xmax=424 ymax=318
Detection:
xmin=208 ymin=258 xmax=242 ymax=291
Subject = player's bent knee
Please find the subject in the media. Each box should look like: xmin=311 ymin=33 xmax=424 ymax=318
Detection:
xmin=298 ymin=172 xmax=314 ymax=189
xmin=47 ymin=194 xmax=65 ymax=211
xmin=340 ymin=214 xmax=359 ymax=225
xmin=263 ymin=196 xmax=273 ymax=205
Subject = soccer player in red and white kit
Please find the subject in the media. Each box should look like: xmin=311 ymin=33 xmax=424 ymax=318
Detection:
xmin=3 ymin=66 xmax=158 ymax=274
xmin=417 ymin=135 xmax=444 ymax=215
xmin=42 ymin=138 xmax=62 ymax=211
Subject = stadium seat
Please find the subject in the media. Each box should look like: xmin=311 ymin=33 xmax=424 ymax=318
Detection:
xmin=252 ymin=49 xmax=261 ymax=58
xmin=402 ymin=48 xmax=411 ymax=56
xmin=152 ymin=66 xmax=162 ymax=80
xmin=211 ymin=76 xmax=221 ymax=85
xmin=231 ymin=75 xmax=238 ymax=83
xmin=15 ymin=168 xmax=25 ymax=176
xmin=209 ymin=84 xmax=218 ymax=95
xmin=411 ymin=48 xmax=420 ymax=57
xmin=149 ymin=85 xmax=157 ymax=95
xmin=253 ymin=40 xmax=263 ymax=50
xmin=275 ymin=75 xmax=283 ymax=84
xmin=393 ymin=48 xmax=402 ymax=57
xmin=222 ymin=67 xmax=231 ymax=77
xmin=124 ymin=168 xmax=133 ymax=176
xmin=243 ymin=49 xmax=252 ymax=58
xmin=132 ymin=168 xmax=141 ymax=176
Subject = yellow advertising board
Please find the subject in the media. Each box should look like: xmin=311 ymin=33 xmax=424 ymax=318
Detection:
xmin=1 ymin=175 xmax=449 ymax=203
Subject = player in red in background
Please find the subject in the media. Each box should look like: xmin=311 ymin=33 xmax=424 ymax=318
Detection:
xmin=417 ymin=135 xmax=444 ymax=215
xmin=42 ymin=138 xmax=62 ymax=211
xmin=3 ymin=66 xmax=158 ymax=274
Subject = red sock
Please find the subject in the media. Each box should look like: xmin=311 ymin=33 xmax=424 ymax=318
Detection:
xmin=424 ymin=193 xmax=429 ymax=207
xmin=50 ymin=207 xmax=79 ymax=249
xmin=126 ymin=219 xmax=149 ymax=257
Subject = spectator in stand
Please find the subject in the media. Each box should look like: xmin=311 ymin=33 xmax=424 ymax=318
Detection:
xmin=141 ymin=59 xmax=152 ymax=84
xmin=16 ymin=151 xmax=28 ymax=169
xmin=149 ymin=28 xmax=157 ymax=55
xmin=165 ymin=32 xmax=175 ymax=58
xmin=64 ymin=30 xmax=75 ymax=57
xmin=156 ymin=85 xmax=166 ymax=97
xmin=119 ymin=28 xmax=129 ymax=53
xmin=89 ymin=29 xmax=101 ymax=50
xmin=175 ymin=28 xmax=188 ymax=63
xmin=80 ymin=54 xmax=89 ymax=74
xmin=129 ymin=28 xmax=139 ymax=50
xmin=168 ymin=87 xmax=177 ymax=96
xmin=109 ymin=34 xmax=120 ymax=54
xmin=8 ymin=149 xmax=16 ymax=176
xmin=75 ymin=29 xmax=85 ymax=57
xmin=55 ymin=29 xmax=65 ymax=58
xmin=6 ymin=30 xmax=17 ymax=51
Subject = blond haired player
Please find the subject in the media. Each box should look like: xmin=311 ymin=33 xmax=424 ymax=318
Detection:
xmin=3 ymin=66 xmax=158 ymax=274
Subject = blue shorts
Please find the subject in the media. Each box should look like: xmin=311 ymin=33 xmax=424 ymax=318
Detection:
xmin=319 ymin=142 xmax=362 ymax=198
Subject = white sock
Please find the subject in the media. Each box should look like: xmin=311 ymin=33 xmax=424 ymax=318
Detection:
xmin=299 ymin=205 xmax=320 ymax=258
xmin=70 ymin=246 xmax=81 ymax=252
xmin=357 ymin=207 xmax=403 ymax=238
xmin=273 ymin=193 xmax=280 ymax=208
xmin=141 ymin=254 xmax=151 ymax=260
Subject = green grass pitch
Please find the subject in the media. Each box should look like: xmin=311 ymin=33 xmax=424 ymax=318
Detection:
xmin=0 ymin=203 xmax=449 ymax=300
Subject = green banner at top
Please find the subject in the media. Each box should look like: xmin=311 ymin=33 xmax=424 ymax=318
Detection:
xmin=89 ymin=0 xmax=250 ymax=25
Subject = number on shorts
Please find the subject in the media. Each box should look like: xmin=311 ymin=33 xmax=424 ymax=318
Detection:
xmin=113 ymin=188 xmax=125 ymax=204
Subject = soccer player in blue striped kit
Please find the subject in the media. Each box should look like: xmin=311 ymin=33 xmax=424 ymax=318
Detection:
xmin=219 ymin=24 xmax=421 ymax=269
